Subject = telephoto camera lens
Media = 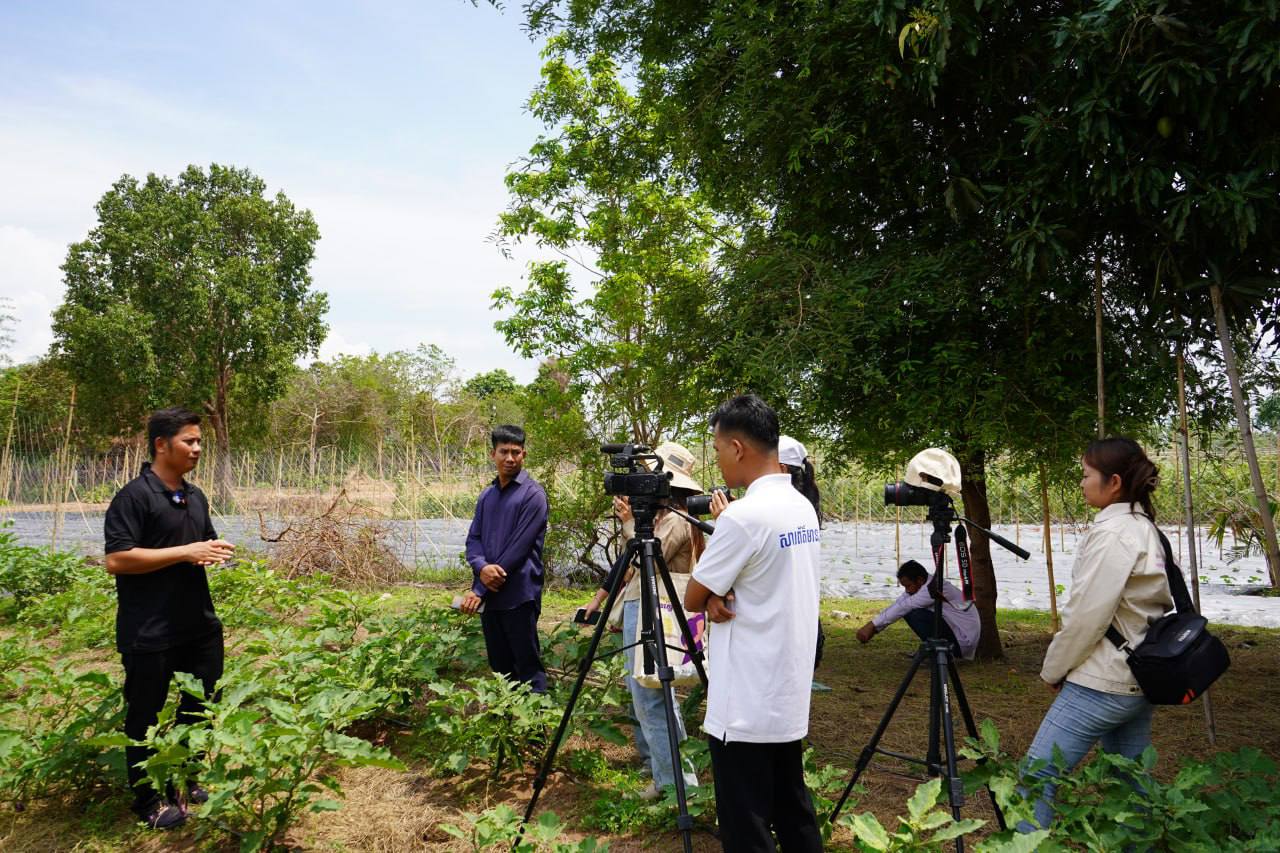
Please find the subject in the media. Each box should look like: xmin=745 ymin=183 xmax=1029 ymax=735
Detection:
xmin=687 ymin=487 xmax=730 ymax=516
xmin=884 ymin=481 xmax=935 ymax=507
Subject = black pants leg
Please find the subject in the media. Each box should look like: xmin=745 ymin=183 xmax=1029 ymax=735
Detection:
xmin=480 ymin=599 xmax=547 ymax=693
xmin=122 ymin=631 xmax=224 ymax=812
xmin=708 ymin=736 xmax=822 ymax=853
xmin=904 ymin=608 xmax=961 ymax=656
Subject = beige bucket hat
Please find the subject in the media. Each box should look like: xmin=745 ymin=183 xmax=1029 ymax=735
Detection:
xmin=649 ymin=441 xmax=704 ymax=494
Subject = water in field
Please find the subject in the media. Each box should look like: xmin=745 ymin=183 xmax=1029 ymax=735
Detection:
xmin=6 ymin=509 xmax=1278 ymax=628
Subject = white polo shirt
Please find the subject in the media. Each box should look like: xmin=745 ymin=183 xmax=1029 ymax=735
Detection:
xmin=692 ymin=473 xmax=821 ymax=743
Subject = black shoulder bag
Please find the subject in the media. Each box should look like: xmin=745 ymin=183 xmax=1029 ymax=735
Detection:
xmin=1106 ymin=528 xmax=1230 ymax=705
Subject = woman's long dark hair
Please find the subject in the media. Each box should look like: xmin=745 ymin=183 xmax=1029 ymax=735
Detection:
xmin=668 ymin=491 xmax=706 ymax=560
xmin=1083 ymin=437 xmax=1159 ymax=520
xmin=785 ymin=459 xmax=822 ymax=524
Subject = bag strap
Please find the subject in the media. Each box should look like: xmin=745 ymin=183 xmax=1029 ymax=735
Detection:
xmin=1154 ymin=527 xmax=1196 ymax=614
xmin=1105 ymin=523 xmax=1197 ymax=653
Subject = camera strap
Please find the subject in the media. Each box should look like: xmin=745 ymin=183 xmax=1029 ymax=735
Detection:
xmin=955 ymin=525 xmax=975 ymax=601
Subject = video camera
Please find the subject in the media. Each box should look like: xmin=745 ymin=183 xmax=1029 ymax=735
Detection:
xmin=601 ymin=443 xmax=672 ymax=500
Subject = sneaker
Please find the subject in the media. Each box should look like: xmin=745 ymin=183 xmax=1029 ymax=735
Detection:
xmin=139 ymin=800 xmax=187 ymax=829
xmin=636 ymin=781 xmax=663 ymax=802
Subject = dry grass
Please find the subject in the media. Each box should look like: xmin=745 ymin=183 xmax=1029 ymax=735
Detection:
xmin=258 ymin=490 xmax=409 ymax=588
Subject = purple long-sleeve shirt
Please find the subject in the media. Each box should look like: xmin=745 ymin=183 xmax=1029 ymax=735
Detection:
xmin=465 ymin=469 xmax=549 ymax=610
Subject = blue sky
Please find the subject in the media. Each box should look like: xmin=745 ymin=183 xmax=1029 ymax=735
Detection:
xmin=0 ymin=0 xmax=551 ymax=381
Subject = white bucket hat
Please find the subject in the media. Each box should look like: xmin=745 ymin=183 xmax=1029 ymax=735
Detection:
xmin=778 ymin=435 xmax=808 ymax=468
xmin=905 ymin=448 xmax=962 ymax=496
xmin=649 ymin=441 xmax=704 ymax=494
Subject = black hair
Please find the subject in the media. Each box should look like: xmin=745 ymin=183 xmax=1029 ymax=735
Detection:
xmin=709 ymin=394 xmax=779 ymax=451
xmin=785 ymin=459 xmax=822 ymax=521
xmin=147 ymin=407 xmax=201 ymax=459
xmin=897 ymin=560 xmax=929 ymax=582
xmin=1083 ymin=436 xmax=1159 ymax=520
xmin=491 ymin=424 xmax=526 ymax=448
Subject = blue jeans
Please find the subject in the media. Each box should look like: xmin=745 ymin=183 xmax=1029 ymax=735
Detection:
xmin=903 ymin=607 xmax=960 ymax=657
xmin=1018 ymin=681 xmax=1153 ymax=832
xmin=622 ymin=599 xmax=696 ymax=789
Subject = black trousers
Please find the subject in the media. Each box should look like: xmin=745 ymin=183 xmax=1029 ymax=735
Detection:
xmin=479 ymin=598 xmax=547 ymax=693
xmin=121 ymin=630 xmax=224 ymax=812
xmin=904 ymin=608 xmax=961 ymax=657
xmin=707 ymin=736 xmax=822 ymax=853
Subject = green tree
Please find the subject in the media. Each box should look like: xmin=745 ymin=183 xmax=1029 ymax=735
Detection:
xmin=0 ymin=297 xmax=14 ymax=368
xmin=52 ymin=163 xmax=327 ymax=504
xmin=462 ymin=369 xmax=519 ymax=400
xmin=516 ymin=1 xmax=1194 ymax=655
xmin=493 ymin=44 xmax=726 ymax=448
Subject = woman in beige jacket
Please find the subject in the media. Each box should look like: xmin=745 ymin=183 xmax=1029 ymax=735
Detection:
xmin=1019 ymin=437 xmax=1173 ymax=832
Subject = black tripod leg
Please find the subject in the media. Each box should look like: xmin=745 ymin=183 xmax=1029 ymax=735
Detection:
xmin=654 ymin=551 xmax=708 ymax=687
xmin=932 ymin=646 xmax=966 ymax=837
xmin=639 ymin=540 xmax=696 ymax=853
xmin=829 ymin=646 xmax=930 ymax=825
xmin=948 ymin=658 xmax=1007 ymax=832
xmin=521 ymin=541 xmax=633 ymax=836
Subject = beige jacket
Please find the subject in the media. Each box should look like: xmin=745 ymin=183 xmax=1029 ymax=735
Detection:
xmin=1041 ymin=503 xmax=1174 ymax=695
xmin=619 ymin=511 xmax=696 ymax=602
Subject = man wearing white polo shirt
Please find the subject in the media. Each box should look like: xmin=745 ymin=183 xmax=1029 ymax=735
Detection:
xmin=685 ymin=395 xmax=822 ymax=852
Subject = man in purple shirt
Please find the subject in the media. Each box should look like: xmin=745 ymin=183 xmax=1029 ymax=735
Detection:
xmin=460 ymin=425 xmax=550 ymax=693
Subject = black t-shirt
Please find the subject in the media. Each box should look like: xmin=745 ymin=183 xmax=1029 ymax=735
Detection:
xmin=104 ymin=463 xmax=222 ymax=653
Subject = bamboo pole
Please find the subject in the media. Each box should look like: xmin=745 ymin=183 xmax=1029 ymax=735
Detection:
xmin=1178 ymin=351 xmax=1216 ymax=745
xmin=0 ymin=373 xmax=19 ymax=507
xmin=1039 ymin=463 xmax=1060 ymax=631
xmin=1094 ymin=252 xmax=1106 ymax=438
xmin=51 ymin=386 xmax=76 ymax=548
xmin=1210 ymin=283 xmax=1280 ymax=587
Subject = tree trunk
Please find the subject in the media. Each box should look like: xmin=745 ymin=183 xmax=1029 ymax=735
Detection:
xmin=958 ymin=446 xmax=1004 ymax=659
xmin=1210 ymin=283 xmax=1280 ymax=588
xmin=205 ymin=368 xmax=235 ymax=510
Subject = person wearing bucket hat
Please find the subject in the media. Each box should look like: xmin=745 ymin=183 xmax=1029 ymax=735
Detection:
xmin=582 ymin=440 xmax=706 ymax=798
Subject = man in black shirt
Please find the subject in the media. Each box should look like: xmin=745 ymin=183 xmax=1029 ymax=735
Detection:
xmin=104 ymin=407 xmax=234 ymax=829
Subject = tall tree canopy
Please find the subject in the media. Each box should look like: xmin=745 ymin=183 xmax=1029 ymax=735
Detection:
xmin=494 ymin=44 xmax=726 ymax=447
xmin=513 ymin=0 xmax=1267 ymax=654
xmin=52 ymin=163 xmax=327 ymax=503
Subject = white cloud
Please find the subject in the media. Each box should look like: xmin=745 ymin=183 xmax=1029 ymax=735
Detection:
xmin=0 ymin=225 xmax=65 ymax=362
xmin=0 ymin=96 xmax=543 ymax=382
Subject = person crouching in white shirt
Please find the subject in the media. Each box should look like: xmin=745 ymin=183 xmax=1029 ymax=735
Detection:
xmin=684 ymin=395 xmax=822 ymax=853
xmin=855 ymin=560 xmax=980 ymax=660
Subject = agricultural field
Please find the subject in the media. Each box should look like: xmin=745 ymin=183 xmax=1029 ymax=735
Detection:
xmin=2 ymin=529 xmax=1278 ymax=852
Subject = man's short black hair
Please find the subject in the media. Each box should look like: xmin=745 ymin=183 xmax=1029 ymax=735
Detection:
xmin=491 ymin=424 xmax=526 ymax=448
xmin=897 ymin=560 xmax=929 ymax=582
xmin=709 ymin=394 xmax=780 ymax=451
xmin=148 ymin=407 xmax=201 ymax=458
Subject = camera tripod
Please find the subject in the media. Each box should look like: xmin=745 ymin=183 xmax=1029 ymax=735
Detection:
xmin=829 ymin=500 xmax=1028 ymax=851
xmin=522 ymin=500 xmax=708 ymax=853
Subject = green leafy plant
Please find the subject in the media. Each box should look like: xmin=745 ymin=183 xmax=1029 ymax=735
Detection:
xmin=442 ymin=804 xmax=607 ymax=851
xmin=420 ymin=674 xmax=558 ymax=776
xmin=839 ymin=777 xmax=985 ymax=852
xmin=141 ymin=673 xmax=403 ymax=853
xmin=0 ymin=648 xmax=124 ymax=809
xmin=0 ymin=526 xmax=98 ymax=618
